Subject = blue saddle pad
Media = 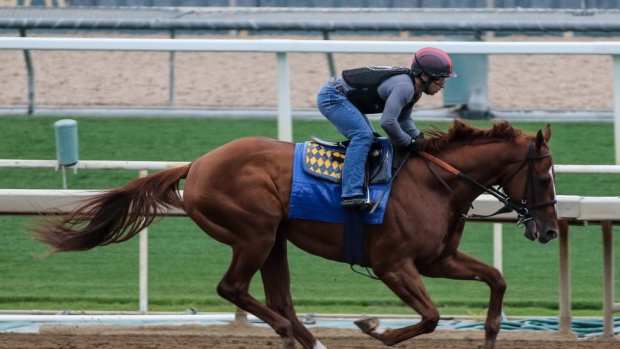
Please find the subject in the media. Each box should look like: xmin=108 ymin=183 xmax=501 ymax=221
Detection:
xmin=288 ymin=141 xmax=393 ymax=224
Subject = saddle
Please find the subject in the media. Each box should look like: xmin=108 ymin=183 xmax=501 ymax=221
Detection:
xmin=302 ymin=137 xmax=393 ymax=184
xmin=290 ymin=138 xmax=398 ymax=266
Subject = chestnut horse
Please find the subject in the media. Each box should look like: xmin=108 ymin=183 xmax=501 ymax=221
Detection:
xmin=35 ymin=120 xmax=559 ymax=349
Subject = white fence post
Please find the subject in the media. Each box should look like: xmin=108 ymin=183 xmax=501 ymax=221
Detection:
xmin=493 ymin=223 xmax=502 ymax=273
xmin=139 ymin=169 xmax=149 ymax=314
xmin=609 ymin=54 xmax=620 ymax=336
xmin=602 ymin=221 xmax=615 ymax=337
xmin=558 ymin=220 xmax=571 ymax=334
xmin=614 ymin=55 xmax=620 ymax=164
xmin=276 ymin=52 xmax=292 ymax=142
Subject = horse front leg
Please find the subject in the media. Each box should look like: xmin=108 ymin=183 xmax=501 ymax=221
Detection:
xmin=420 ymin=251 xmax=507 ymax=349
xmin=355 ymin=260 xmax=439 ymax=346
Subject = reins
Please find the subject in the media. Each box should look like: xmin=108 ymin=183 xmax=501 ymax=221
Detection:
xmin=418 ymin=142 xmax=556 ymax=226
xmin=355 ymin=140 xmax=556 ymax=280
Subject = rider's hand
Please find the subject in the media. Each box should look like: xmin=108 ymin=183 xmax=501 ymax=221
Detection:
xmin=408 ymin=138 xmax=420 ymax=152
xmin=408 ymin=135 xmax=425 ymax=153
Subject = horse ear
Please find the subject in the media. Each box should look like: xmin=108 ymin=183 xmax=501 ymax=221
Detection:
xmin=536 ymin=124 xmax=551 ymax=149
xmin=543 ymin=124 xmax=552 ymax=143
xmin=536 ymin=130 xmax=545 ymax=149
xmin=453 ymin=118 xmax=467 ymax=128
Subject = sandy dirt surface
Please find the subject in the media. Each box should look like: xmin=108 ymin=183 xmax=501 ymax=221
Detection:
xmin=1 ymin=324 xmax=619 ymax=349
xmin=0 ymin=33 xmax=617 ymax=111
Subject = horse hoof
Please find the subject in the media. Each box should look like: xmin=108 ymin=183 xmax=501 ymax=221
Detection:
xmin=354 ymin=317 xmax=380 ymax=334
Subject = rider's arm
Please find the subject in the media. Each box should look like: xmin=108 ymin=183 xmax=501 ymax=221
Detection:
xmin=398 ymin=105 xmax=422 ymax=139
xmin=379 ymin=82 xmax=414 ymax=147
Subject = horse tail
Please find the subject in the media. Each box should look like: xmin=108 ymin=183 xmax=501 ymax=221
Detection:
xmin=34 ymin=164 xmax=191 ymax=253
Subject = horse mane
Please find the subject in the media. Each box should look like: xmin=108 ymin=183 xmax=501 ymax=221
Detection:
xmin=422 ymin=119 xmax=523 ymax=153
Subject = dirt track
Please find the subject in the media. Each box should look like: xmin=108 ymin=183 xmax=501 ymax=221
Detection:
xmin=1 ymin=324 xmax=619 ymax=349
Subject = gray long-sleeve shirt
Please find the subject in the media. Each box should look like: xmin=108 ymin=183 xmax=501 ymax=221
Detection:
xmin=339 ymin=74 xmax=420 ymax=147
xmin=377 ymin=74 xmax=421 ymax=147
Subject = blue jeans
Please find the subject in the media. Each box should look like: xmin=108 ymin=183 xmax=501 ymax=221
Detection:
xmin=317 ymin=80 xmax=375 ymax=199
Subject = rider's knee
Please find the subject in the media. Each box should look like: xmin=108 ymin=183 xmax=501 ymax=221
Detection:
xmin=351 ymin=129 xmax=374 ymax=144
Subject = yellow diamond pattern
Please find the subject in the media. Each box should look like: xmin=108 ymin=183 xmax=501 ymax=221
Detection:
xmin=303 ymin=141 xmax=346 ymax=182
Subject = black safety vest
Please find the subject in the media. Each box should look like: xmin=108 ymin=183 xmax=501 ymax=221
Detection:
xmin=342 ymin=66 xmax=419 ymax=114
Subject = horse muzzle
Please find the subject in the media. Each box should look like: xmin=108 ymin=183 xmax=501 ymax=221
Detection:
xmin=538 ymin=226 xmax=559 ymax=244
xmin=524 ymin=219 xmax=558 ymax=244
xmin=523 ymin=219 xmax=539 ymax=241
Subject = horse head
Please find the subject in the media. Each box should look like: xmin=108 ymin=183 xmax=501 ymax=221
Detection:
xmin=500 ymin=124 xmax=559 ymax=244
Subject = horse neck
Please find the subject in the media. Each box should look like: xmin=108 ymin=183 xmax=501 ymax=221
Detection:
xmin=424 ymin=139 xmax=526 ymax=213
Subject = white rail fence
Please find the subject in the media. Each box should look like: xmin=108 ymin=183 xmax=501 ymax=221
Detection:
xmin=0 ymin=37 xmax=619 ymax=335
xmin=0 ymin=37 xmax=619 ymax=163
xmin=0 ymin=159 xmax=619 ymax=336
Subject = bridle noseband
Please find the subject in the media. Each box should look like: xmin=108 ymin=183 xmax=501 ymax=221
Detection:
xmin=418 ymin=140 xmax=557 ymax=226
xmin=495 ymin=141 xmax=557 ymax=225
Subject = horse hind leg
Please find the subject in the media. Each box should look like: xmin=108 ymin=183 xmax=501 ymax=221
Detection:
xmin=183 ymin=181 xmax=297 ymax=346
xmin=260 ymin=232 xmax=327 ymax=349
xmin=355 ymin=261 xmax=439 ymax=346
xmin=216 ymin=242 xmax=298 ymax=349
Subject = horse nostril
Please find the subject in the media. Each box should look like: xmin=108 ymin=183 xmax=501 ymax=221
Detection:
xmin=548 ymin=230 xmax=558 ymax=240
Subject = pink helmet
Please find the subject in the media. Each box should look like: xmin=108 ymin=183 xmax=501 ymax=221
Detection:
xmin=411 ymin=47 xmax=457 ymax=79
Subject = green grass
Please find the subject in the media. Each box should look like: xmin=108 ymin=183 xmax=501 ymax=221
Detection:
xmin=0 ymin=117 xmax=618 ymax=317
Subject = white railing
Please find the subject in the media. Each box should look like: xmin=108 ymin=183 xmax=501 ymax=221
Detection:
xmin=0 ymin=159 xmax=619 ymax=336
xmin=2 ymin=37 xmax=620 ymax=54
xmin=0 ymin=37 xmax=619 ymax=163
xmin=0 ymin=36 xmax=619 ymax=335
xmin=0 ymin=188 xmax=618 ymax=335
xmin=1 ymin=159 xmax=620 ymax=173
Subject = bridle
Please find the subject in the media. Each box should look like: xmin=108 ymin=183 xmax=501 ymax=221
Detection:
xmin=360 ymin=140 xmax=555 ymax=278
xmin=494 ymin=141 xmax=557 ymax=222
xmin=418 ymin=140 xmax=557 ymax=226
